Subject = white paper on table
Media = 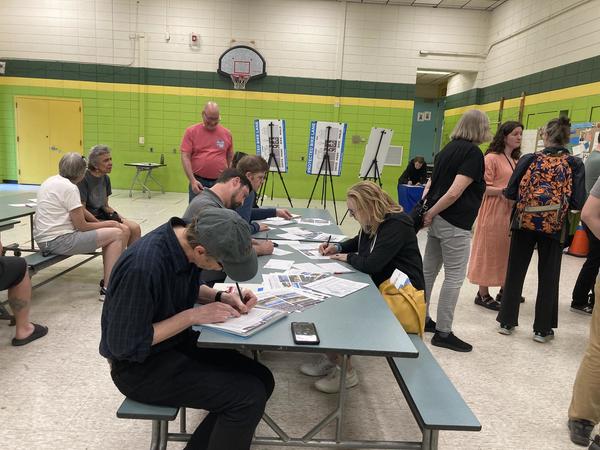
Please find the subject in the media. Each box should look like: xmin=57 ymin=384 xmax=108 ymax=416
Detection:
xmin=262 ymin=218 xmax=295 ymax=226
xmin=275 ymin=233 xmax=306 ymax=240
xmin=312 ymin=232 xmax=346 ymax=243
xmin=293 ymin=262 xmax=328 ymax=273
xmin=263 ymin=259 xmax=295 ymax=271
xmin=272 ymin=247 xmax=292 ymax=256
xmin=296 ymin=218 xmax=331 ymax=226
xmin=198 ymin=307 xmax=283 ymax=336
xmin=286 ymin=241 xmax=320 ymax=250
xmin=317 ymin=262 xmax=354 ymax=273
xmin=290 ymin=213 xmax=301 ymax=219
xmin=282 ymin=227 xmax=311 ymax=235
xmin=296 ymin=248 xmax=330 ymax=260
xmin=305 ymin=276 xmax=369 ymax=297
xmin=272 ymin=240 xmax=300 ymax=247
xmin=212 ymin=282 xmax=267 ymax=293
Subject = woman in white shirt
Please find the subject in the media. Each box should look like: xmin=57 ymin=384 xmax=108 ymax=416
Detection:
xmin=34 ymin=153 xmax=124 ymax=300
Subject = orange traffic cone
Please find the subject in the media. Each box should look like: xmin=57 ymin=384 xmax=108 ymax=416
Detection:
xmin=567 ymin=225 xmax=589 ymax=257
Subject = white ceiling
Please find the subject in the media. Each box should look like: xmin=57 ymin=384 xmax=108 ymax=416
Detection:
xmin=341 ymin=0 xmax=507 ymax=11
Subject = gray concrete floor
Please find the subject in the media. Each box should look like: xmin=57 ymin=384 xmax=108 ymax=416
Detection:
xmin=0 ymin=187 xmax=595 ymax=449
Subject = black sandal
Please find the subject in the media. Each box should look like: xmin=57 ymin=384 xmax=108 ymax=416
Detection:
xmin=12 ymin=323 xmax=48 ymax=346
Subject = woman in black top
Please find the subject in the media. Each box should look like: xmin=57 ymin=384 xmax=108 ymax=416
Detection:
xmin=298 ymin=181 xmax=424 ymax=394
xmin=398 ymin=156 xmax=428 ymax=185
xmin=497 ymin=116 xmax=585 ymax=342
xmin=421 ymin=109 xmax=489 ymax=353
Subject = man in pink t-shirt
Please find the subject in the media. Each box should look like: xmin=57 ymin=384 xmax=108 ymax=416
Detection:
xmin=181 ymin=102 xmax=234 ymax=202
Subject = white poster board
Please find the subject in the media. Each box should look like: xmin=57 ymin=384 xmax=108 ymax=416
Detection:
xmin=306 ymin=121 xmax=347 ymax=176
xmin=359 ymin=127 xmax=394 ymax=177
xmin=254 ymin=119 xmax=287 ymax=172
xmin=521 ymin=129 xmax=544 ymax=155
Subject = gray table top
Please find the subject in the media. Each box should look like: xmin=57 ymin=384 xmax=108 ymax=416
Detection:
xmin=0 ymin=192 xmax=37 ymax=222
xmin=197 ymin=208 xmax=418 ymax=358
xmin=253 ymin=208 xmax=345 ymax=241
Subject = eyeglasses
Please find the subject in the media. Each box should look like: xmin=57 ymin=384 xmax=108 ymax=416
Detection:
xmin=348 ymin=208 xmax=356 ymax=216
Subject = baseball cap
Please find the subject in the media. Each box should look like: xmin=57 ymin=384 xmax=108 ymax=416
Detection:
xmin=192 ymin=208 xmax=258 ymax=281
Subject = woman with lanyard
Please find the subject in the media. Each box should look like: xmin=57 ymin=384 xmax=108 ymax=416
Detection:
xmin=298 ymin=181 xmax=424 ymax=393
xmin=467 ymin=121 xmax=524 ymax=311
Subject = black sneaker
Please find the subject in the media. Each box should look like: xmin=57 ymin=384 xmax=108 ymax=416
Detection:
xmin=424 ymin=318 xmax=436 ymax=333
xmin=568 ymin=418 xmax=594 ymax=446
xmin=498 ymin=323 xmax=515 ymax=335
xmin=431 ymin=332 xmax=473 ymax=352
xmin=533 ymin=329 xmax=555 ymax=343
xmin=571 ymin=304 xmax=594 ymax=315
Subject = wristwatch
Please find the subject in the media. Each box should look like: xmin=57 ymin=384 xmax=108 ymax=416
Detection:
xmin=214 ymin=291 xmax=224 ymax=302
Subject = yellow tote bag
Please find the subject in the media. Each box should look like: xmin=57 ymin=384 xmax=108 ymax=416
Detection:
xmin=378 ymin=279 xmax=426 ymax=337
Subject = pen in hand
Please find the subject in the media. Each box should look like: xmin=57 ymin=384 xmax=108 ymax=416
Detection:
xmin=236 ymin=282 xmax=247 ymax=305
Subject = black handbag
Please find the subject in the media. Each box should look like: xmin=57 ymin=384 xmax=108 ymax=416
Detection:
xmin=408 ymin=199 xmax=428 ymax=233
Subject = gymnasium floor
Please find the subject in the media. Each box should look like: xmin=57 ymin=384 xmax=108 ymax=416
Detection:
xmin=0 ymin=186 xmax=594 ymax=450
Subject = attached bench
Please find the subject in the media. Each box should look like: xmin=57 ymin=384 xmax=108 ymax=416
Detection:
xmin=388 ymin=334 xmax=481 ymax=450
xmin=25 ymin=251 xmax=101 ymax=289
xmin=0 ymin=219 xmax=20 ymax=233
xmin=117 ymin=398 xmax=189 ymax=450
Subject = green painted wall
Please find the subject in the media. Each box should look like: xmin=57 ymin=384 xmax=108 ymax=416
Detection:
xmin=0 ymin=60 xmax=417 ymax=200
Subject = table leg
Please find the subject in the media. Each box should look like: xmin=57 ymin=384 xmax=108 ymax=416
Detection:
xmin=147 ymin=170 xmax=165 ymax=194
xmin=141 ymin=169 xmax=152 ymax=198
xmin=129 ymin=168 xmax=142 ymax=198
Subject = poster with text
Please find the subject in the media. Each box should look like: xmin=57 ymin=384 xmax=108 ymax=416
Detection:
xmin=254 ymin=119 xmax=287 ymax=172
xmin=306 ymin=121 xmax=347 ymax=176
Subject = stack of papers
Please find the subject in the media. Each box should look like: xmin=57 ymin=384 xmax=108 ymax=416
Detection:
xmin=305 ymin=276 xmax=369 ymax=298
xmin=256 ymin=288 xmax=324 ymax=313
xmin=262 ymin=272 xmax=331 ymax=292
xmin=196 ymin=307 xmax=286 ymax=337
xmin=262 ymin=217 xmax=295 ymax=226
xmin=263 ymin=259 xmax=295 ymax=271
xmin=296 ymin=218 xmax=331 ymax=226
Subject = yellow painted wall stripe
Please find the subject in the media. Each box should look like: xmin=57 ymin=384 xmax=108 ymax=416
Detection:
xmin=445 ymin=80 xmax=600 ymax=117
xmin=0 ymin=76 xmax=413 ymax=109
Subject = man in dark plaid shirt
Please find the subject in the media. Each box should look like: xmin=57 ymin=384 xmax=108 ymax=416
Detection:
xmin=100 ymin=208 xmax=273 ymax=450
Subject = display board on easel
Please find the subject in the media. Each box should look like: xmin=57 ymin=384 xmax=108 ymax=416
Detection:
xmin=253 ymin=119 xmax=293 ymax=207
xmin=254 ymin=119 xmax=287 ymax=172
xmin=520 ymin=129 xmax=544 ymax=155
xmin=359 ymin=127 xmax=394 ymax=183
xmin=306 ymin=121 xmax=347 ymax=176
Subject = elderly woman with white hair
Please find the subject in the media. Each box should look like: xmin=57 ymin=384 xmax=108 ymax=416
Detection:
xmin=77 ymin=145 xmax=141 ymax=247
xmin=420 ymin=109 xmax=491 ymax=353
xmin=34 ymin=153 xmax=124 ymax=300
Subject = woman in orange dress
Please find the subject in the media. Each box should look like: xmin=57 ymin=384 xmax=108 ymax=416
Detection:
xmin=467 ymin=121 xmax=523 ymax=310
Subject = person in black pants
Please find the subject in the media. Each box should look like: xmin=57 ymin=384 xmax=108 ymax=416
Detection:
xmin=496 ymin=116 xmax=586 ymax=343
xmin=571 ymin=223 xmax=599 ymax=314
xmin=100 ymin=208 xmax=273 ymax=450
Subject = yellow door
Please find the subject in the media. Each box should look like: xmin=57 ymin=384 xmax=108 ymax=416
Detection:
xmin=15 ymin=97 xmax=83 ymax=184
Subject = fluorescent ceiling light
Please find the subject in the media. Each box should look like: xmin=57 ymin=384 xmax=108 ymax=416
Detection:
xmin=416 ymin=69 xmax=453 ymax=75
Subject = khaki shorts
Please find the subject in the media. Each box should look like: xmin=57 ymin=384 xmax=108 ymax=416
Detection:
xmin=38 ymin=230 xmax=98 ymax=255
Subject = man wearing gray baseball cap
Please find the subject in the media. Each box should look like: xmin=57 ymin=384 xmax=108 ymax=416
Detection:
xmin=100 ymin=208 xmax=272 ymax=450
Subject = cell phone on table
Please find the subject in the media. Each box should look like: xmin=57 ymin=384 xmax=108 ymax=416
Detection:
xmin=291 ymin=322 xmax=320 ymax=345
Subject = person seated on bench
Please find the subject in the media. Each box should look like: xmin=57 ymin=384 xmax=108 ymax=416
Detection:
xmin=398 ymin=156 xmax=428 ymax=186
xmin=78 ymin=145 xmax=141 ymax=248
xmin=100 ymin=208 xmax=273 ymax=450
xmin=235 ymin=155 xmax=293 ymax=233
xmin=34 ymin=153 xmax=125 ymax=301
xmin=0 ymin=239 xmax=48 ymax=346
xmin=301 ymin=181 xmax=425 ymax=394
xmin=183 ymin=168 xmax=274 ymax=256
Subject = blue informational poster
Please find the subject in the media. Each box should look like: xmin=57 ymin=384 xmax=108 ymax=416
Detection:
xmin=254 ymin=119 xmax=287 ymax=172
xmin=306 ymin=121 xmax=347 ymax=176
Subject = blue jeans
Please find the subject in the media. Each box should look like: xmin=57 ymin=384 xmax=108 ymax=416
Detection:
xmin=189 ymin=176 xmax=217 ymax=203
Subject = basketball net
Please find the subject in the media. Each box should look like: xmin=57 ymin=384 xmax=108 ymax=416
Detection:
xmin=231 ymin=73 xmax=249 ymax=90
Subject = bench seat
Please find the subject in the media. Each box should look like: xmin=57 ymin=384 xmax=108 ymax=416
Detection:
xmin=388 ymin=334 xmax=481 ymax=449
xmin=24 ymin=252 xmax=70 ymax=275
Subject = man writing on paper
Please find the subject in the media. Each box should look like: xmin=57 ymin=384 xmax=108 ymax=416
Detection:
xmin=100 ymin=208 xmax=274 ymax=450
xmin=181 ymin=102 xmax=234 ymax=203
xmin=183 ymin=168 xmax=275 ymax=256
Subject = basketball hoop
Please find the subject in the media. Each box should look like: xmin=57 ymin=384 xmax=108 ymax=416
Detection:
xmin=231 ymin=73 xmax=250 ymax=90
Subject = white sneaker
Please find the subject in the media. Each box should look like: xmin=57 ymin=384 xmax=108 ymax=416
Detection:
xmin=299 ymin=355 xmax=335 ymax=377
xmin=314 ymin=366 xmax=359 ymax=394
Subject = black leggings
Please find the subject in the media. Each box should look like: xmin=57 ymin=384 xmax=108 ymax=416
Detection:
xmin=111 ymin=340 xmax=274 ymax=450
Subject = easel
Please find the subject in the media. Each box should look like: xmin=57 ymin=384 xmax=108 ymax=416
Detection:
xmin=258 ymin=121 xmax=293 ymax=207
xmin=306 ymin=126 xmax=339 ymax=224
xmin=361 ymin=129 xmax=386 ymax=186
